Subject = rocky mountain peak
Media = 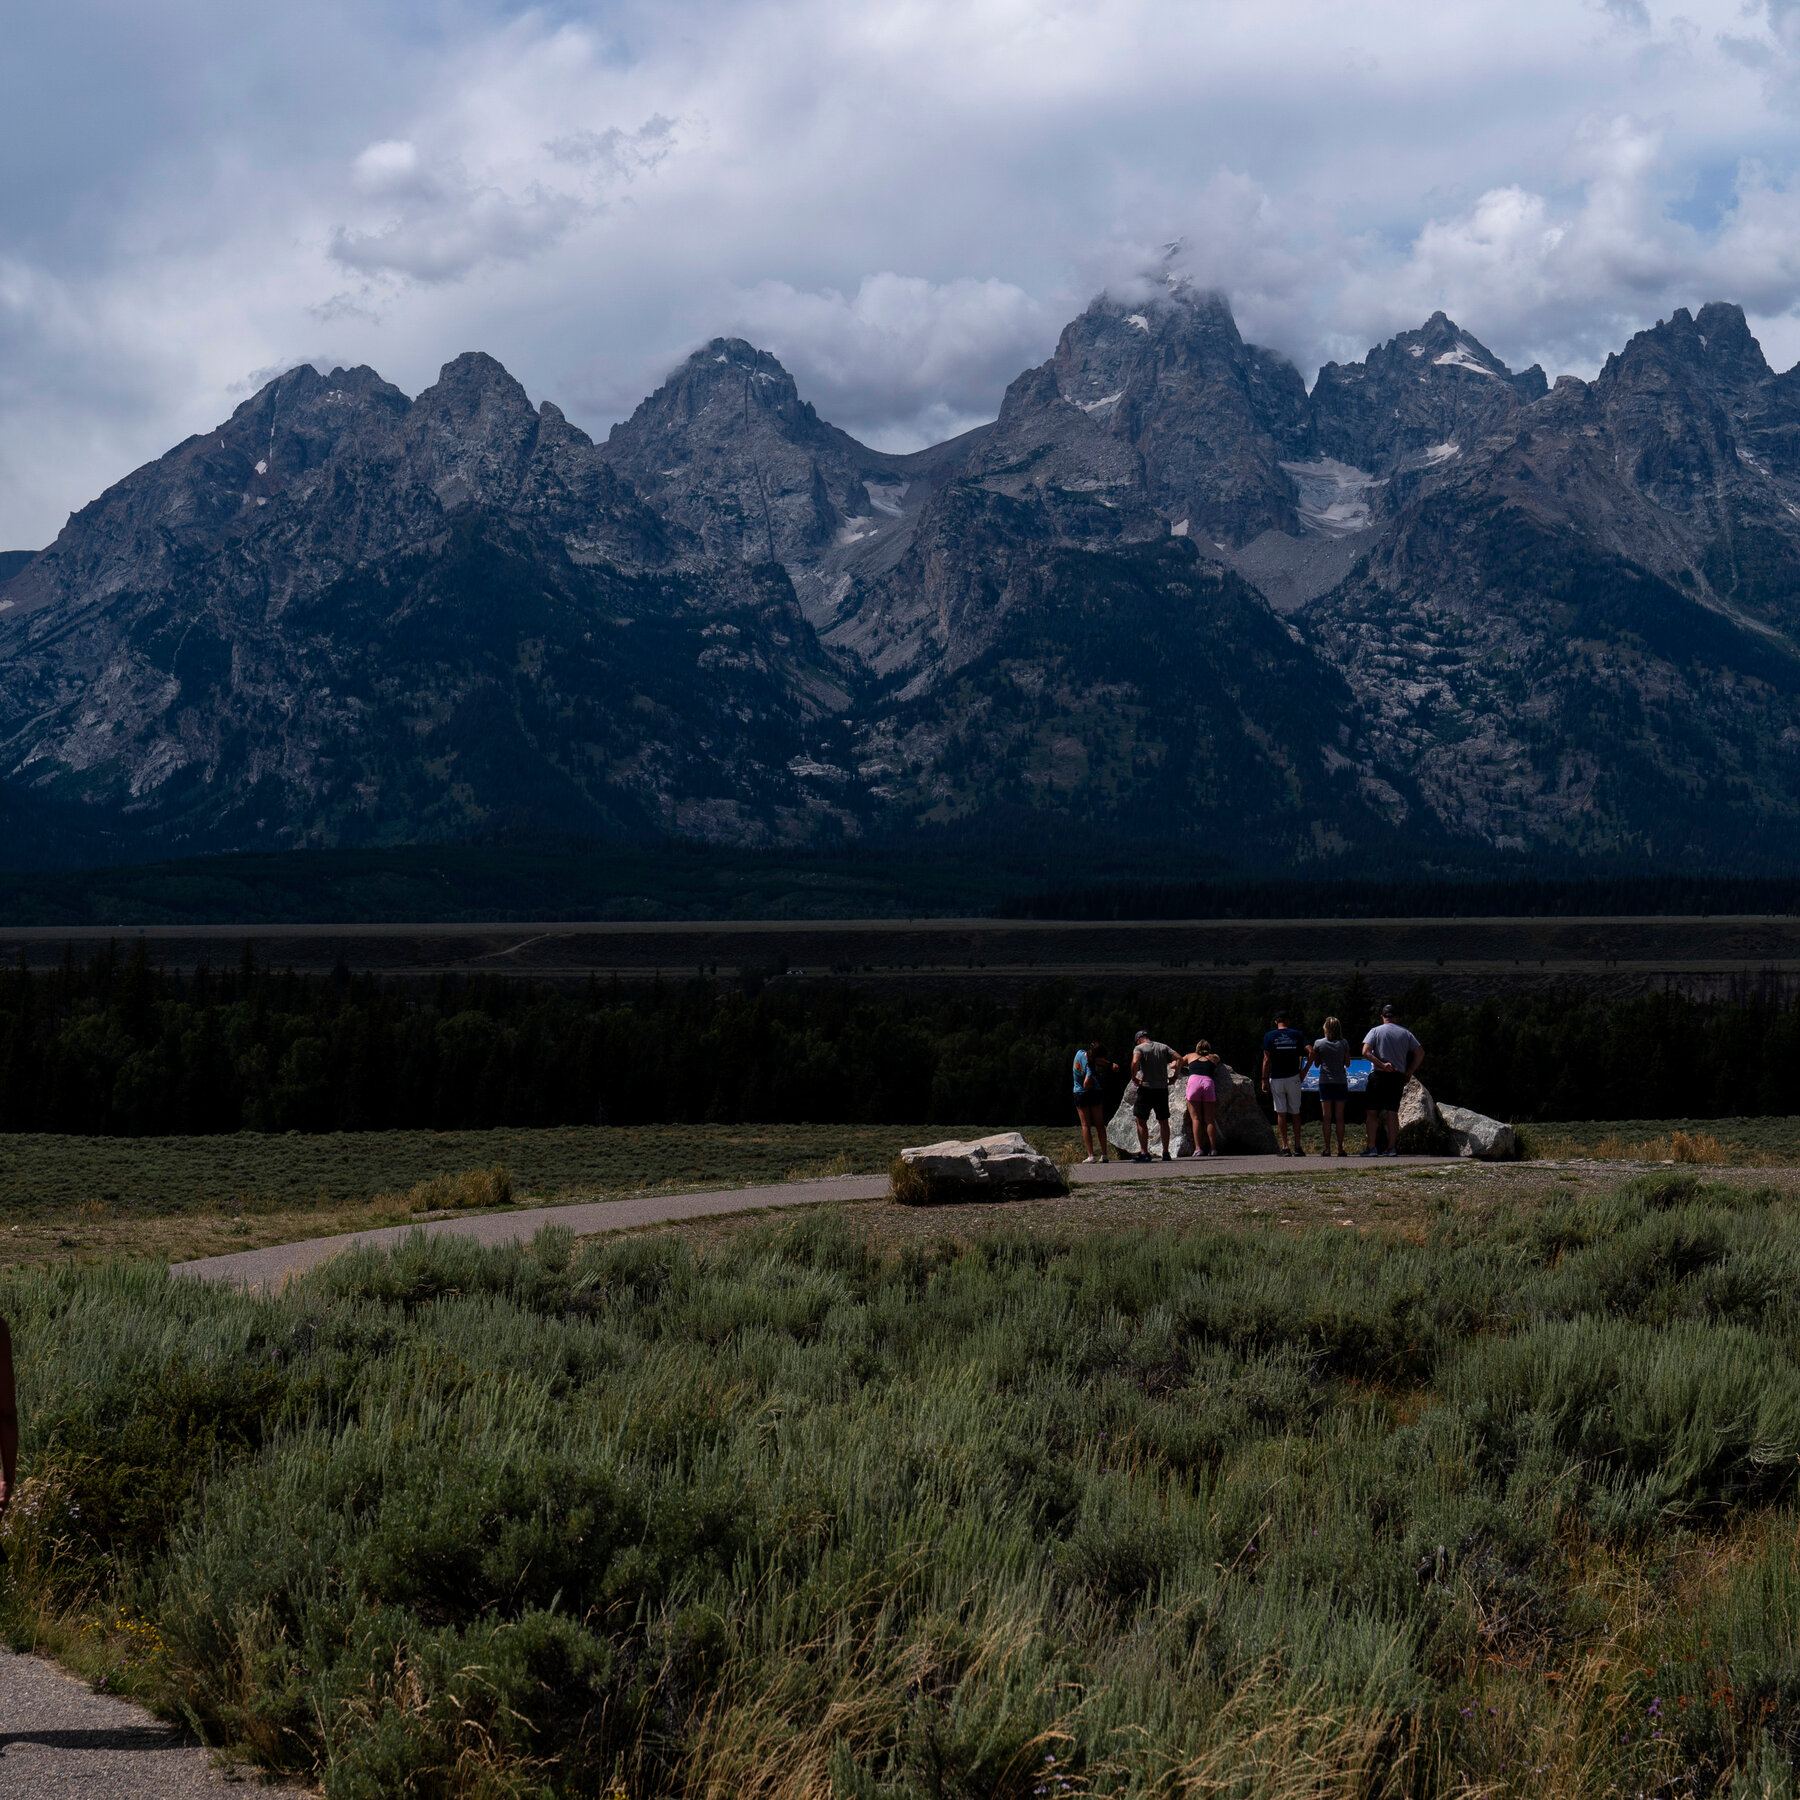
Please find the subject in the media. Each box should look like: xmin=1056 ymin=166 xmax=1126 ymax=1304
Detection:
xmin=968 ymin=286 xmax=1310 ymax=549
xmin=599 ymin=336 xmax=898 ymax=581
xmin=1600 ymin=302 xmax=1772 ymax=399
xmin=1309 ymin=313 xmax=1544 ymax=476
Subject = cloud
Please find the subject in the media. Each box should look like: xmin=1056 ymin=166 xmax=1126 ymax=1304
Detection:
xmin=7 ymin=0 xmax=1800 ymax=545
xmin=329 ymin=116 xmax=678 ymax=284
xmin=725 ymin=273 xmax=1049 ymax=447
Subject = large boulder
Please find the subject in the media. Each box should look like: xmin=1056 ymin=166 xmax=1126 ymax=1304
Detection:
xmin=1396 ymin=1078 xmax=1514 ymax=1159
xmin=1399 ymin=1077 xmax=1439 ymax=1135
xmin=892 ymin=1131 xmax=1066 ymax=1203
xmin=1439 ymin=1104 xmax=1516 ymax=1161
xmin=1107 ymin=1064 xmax=1277 ymax=1157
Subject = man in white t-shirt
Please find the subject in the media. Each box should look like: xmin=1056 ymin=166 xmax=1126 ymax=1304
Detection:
xmin=1361 ymin=1002 xmax=1424 ymax=1157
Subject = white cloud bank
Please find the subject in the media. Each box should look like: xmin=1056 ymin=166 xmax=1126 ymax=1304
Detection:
xmin=7 ymin=0 xmax=1800 ymax=543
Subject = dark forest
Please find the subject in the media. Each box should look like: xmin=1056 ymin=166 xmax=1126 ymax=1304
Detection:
xmin=0 ymin=941 xmax=1793 ymax=1135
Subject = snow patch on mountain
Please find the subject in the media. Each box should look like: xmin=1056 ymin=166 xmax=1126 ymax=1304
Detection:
xmin=1279 ymin=459 xmax=1384 ymax=535
xmin=1433 ymin=345 xmax=1500 ymax=378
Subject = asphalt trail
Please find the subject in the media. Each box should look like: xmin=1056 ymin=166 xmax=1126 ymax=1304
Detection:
xmin=172 ymin=1152 xmax=1456 ymax=1291
xmin=0 ymin=1647 xmax=229 ymax=1798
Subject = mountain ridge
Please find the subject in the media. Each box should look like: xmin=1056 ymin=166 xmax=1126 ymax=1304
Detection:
xmin=4 ymin=285 xmax=1799 ymax=871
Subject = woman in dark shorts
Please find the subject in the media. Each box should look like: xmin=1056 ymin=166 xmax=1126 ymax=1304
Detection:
xmin=1072 ymin=1041 xmax=1113 ymax=1163
xmin=1181 ymin=1041 xmax=1223 ymax=1156
xmin=1311 ymin=1015 xmax=1352 ymax=1157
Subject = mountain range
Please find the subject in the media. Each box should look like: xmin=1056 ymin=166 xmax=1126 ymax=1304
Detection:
xmin=3 ymin=282 xmax=1798 ymax=873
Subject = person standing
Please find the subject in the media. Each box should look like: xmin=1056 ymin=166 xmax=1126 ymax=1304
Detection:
xmin=0 ymin=1316 xmax=15 ymax=1520
xmin=1362 ymin=1002 xmax=1424 ymax=1157
xmin=1130 ymin=1028 xmax=1179 ymax=1163
xmin=1072 ymin=1041 xmax=1114 ymax=1164
xmin=1261 ymin=1009 xmax=1311 ymax=1157
xmin=1182 ymin=1041 xmax=1223 ymax=1157
xmin=1312 ymin=1016 xmax=1352 ymax=1157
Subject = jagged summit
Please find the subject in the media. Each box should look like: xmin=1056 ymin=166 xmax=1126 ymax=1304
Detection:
xmin=1308 ymin=313 xmax=1546 ymax=476
xmin=4 ymin=291 xmax=1799 ymax=868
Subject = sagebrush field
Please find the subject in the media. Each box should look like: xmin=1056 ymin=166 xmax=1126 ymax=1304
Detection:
xmin=6 ymin=1173 xmax=1800 ymax=1797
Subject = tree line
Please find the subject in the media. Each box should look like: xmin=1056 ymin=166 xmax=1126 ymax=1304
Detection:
xmin=0 ymin=941 xmax=1793 ymax=1136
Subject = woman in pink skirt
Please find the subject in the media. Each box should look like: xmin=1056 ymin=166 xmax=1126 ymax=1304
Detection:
xmin=1182 ymin=1041 xmax=1224 ymax=1156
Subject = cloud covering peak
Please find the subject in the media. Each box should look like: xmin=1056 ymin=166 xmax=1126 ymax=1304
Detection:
xmin=6 ymin=0 xmax=1800 ymax=545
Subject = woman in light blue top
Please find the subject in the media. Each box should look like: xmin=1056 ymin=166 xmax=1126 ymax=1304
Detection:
xmin=1072 ymin=1041 xmax=1113 ymax=1163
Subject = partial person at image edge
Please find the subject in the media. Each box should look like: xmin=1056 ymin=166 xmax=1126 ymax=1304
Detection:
xmin=0 ymin=1315 xmax=15 ymax=1520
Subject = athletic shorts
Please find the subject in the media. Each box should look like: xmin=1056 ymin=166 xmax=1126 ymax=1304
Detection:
xmin=1317 ymin=1082 xmax=1349 ymax=1109
xmin=1185 ymin=1075 xmax=1216 ymax=1104
xmin=1369 ymin=1069 xmax=1405 ymax=1111
xmin=1132 ymin=1085 xmax=1170 ymax=1121
xmin=1073 ymin=1091 xmax=1106 ymax=1113
xmin=1269 ymin=1074 xmax=1304 ymax=1115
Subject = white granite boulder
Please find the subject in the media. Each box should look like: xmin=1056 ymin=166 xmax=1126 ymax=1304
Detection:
xmin=1439 ymin=1103 xmax=1516 ymax=1161
xmin=1399 ymin=1077 xmax=1440 ymax=1135
xmin=892 ymin=1131 xmax=1065 ymax=1202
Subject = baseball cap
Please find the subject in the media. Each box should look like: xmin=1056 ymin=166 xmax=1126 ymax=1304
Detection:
xmin=1134 ymin=1028 xmax=1150 ymax=1040
xmin=1380 ymin=1001 xmax=1398 ymax=1017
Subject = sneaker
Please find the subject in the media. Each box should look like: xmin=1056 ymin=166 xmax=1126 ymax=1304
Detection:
xmin=1384 ymin=1148 xmax=1400 ymax=1157
xmin=1133 ymin=1152 xmax=1152 ymax=1164
xmin=1161 ymin=1150 xmax=1172 ymax=1161
xmin=1082 ymin=1154 xmax=1098 ymax=1164
xmin=1278 ymin=1146 xmax=1291 ymax=1157
xmin=1337 ymin=1148 xmax=1348 ymax=1158
xmin=1360 ymin=1147 xmax=1380 ymax=1157
xmin=1293 ymin=1144 xmax=1306 ymax=1157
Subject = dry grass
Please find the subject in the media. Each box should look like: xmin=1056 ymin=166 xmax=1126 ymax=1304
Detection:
xmin=394 ymin=1162 xmax=514 ymax=1212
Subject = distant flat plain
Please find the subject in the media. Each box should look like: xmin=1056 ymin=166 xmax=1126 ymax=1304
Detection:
xmin=0 ymin=913 xmax=1796 ymax=1000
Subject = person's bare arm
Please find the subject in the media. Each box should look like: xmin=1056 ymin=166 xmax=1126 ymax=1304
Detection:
xmin=0 ymin=1319 xmax=16 ymax=1519
xmin=1408 ymin=1044 xmax=1425 ymax=1079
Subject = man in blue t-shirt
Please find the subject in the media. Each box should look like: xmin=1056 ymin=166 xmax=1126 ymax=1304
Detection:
xmin=1261 ymin=1010 xmax=1311 ymax=1157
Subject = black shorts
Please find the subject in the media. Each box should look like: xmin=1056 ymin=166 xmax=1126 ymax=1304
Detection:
xmin=1318 ymin=1083 xmax=1349 ymax=1109
xmin=1074 ymin=1091 xmax=1106 ymax=1114
xmin=1132 ymin=1086 xmax=1169 ymax=1121
xmin=1369 ymin=1069 xmax=1405 ymax=1111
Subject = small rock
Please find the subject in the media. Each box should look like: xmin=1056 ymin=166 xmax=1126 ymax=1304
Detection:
xmin=892 ymin=1131 xmax=1064 ymax=1203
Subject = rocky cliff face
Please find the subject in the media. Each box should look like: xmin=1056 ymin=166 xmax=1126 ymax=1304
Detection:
xmin=598 ymin=338 xmax=983 ymax=632
xmin=1300 ymin=303 xmax=1800 ymax=856
xmin=0 ymin=355 xmax=859 ymax=856
xmin=4 ymin=292 xmax=1799 ymax=869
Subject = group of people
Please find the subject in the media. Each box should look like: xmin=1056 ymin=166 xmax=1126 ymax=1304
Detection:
xmin=1071 ymin=1003 xmax=1425 ymax=1162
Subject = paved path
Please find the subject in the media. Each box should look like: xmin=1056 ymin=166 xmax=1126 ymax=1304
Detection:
xmin=172 ymin=1151 xmax=1456 ymax=1292
xmin=0 ymin=1647 xmax=229 ymax=1798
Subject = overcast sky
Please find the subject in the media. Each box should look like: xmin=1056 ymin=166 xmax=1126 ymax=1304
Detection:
xmin=7 ymin=0 xmax=1800 ymax=547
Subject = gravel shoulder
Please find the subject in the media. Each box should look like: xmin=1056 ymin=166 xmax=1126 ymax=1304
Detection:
xmin=0 ymin=1646 xmax=232 ymax=1799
